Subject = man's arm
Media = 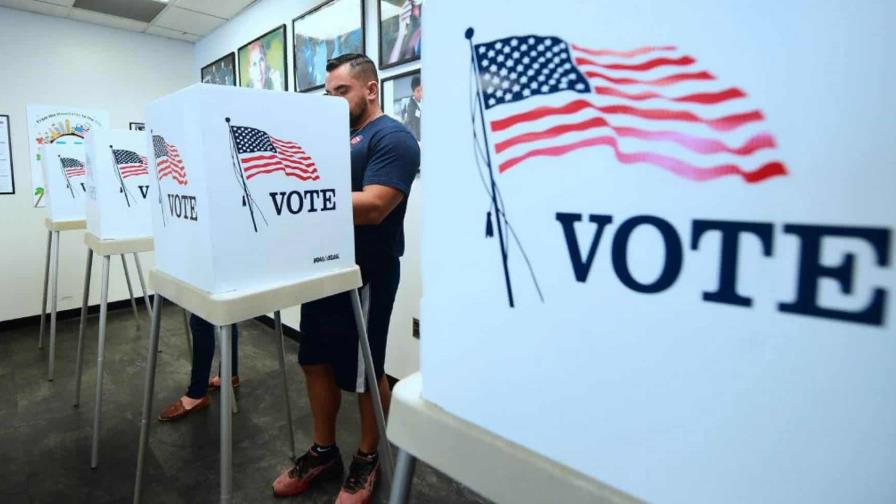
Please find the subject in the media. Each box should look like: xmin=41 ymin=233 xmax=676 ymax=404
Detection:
xmin=352 ymin=184 xmax=405 ymax=225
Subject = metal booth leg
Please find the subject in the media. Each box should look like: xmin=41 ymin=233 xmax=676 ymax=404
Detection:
xmin=388 ymin=449 xmax=418 ymax=504
xmin=47 ymin=230 xmax=61 ymax=381
xmin=218 ymin=324 xmax=234 ymax=504
xmin=133 ymin=293 xmax=163 ymax=504
xmin=132 ymin=253 xmax=152 ymax=318
xmin=121 ymin=255 xmax=140 ymax=325
xmin=274 ymin=311 xmax=297 ymax=460
xmin=74 ymin=249 xmax=94 ymax=407
xmin=38 ymin=229 xmax=52 ymax=350
xmin=349 ymin=288 xmax=395 ymax=483
xmin=90 ymin=255 xmax=111 ymax=469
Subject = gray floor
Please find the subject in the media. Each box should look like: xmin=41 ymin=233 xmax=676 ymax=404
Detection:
xmin=0 ymin=302 xmax=489 ymax=504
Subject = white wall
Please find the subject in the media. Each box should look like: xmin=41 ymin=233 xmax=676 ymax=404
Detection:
xmin=0 ymin=7 xmax=195 ymax=323
xmin=194 ymin=0 xmax=421 ymax=377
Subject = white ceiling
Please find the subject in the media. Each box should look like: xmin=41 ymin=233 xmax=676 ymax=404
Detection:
xmin=0 ymin=0 xmax=256 ymax=42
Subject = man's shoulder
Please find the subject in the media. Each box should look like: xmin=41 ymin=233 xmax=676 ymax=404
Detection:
xmin=369 ymin=115 xmax=415 ymax=141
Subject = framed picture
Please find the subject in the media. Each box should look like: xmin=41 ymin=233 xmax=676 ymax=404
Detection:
xmin=201 ymin=52 xmax=237 ymax=86
xmin=293 ymin=0 xmax=365 ymax=93
xmin=238 ymin=25 xmax=288 ymax=91
xmin=378 ymin=0 xmax=422 ymax=69
xmin=381 ymin=70 xmax=421 ymax=171
xmin=0 ymin=114 xmax=15 ymax=194
xmin=129 ymin=122 xmax=145 ymax=131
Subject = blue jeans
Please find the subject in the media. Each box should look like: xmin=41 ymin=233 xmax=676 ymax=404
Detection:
xmin=185 ymin=315 xmax=239 ymax=399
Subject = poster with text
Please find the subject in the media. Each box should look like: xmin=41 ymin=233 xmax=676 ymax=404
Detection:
xmin=27 ymin=105 xmax=109 ymax=207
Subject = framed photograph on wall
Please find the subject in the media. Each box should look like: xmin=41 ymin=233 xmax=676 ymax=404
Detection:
xmin=293 ymin=0 xmax=364 ymax=93
xmin=201 ymin=52 xmax=237 ymax=86
xmin=0 ymin=114 xmax=15 ymax=195
xmin=378 ymin=0 xmax=422 ymax=69
xmin=381 ymin=70 xmax=421 ymax=172
xmin=128 ymin=122 xmax=145 ymax=131
xmin=238 ymin=25 xmax=288 ymax=91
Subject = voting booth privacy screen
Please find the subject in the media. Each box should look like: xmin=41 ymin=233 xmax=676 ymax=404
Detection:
xmin=85 ymin=129 xmax=153 ymax=240
xmin=421 ymin=1 xmax=895 ymax=503
xmin=145 ymin=84 xmax=355 ymax=294
xmin=40 ymin=143 xmax=87 ymax=222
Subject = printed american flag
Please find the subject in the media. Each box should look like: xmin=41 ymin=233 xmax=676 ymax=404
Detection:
xmin=230 ymin=125 xmax=320 ymax=181
xmin=60 ymin=157 xmax=86 ymax=178
xmin=472 ymin=35 xmax=787 ymax=183
xmin=152 ymin=135 xmax=187 ymax=185
xmin=112 ymin=149 xmax=149 ymax=179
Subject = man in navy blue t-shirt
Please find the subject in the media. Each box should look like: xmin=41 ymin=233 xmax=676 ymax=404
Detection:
xmin=272 ymin=54 xmax=419 ymax=503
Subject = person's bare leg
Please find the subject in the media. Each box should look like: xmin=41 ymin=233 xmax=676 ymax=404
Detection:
xmin=302 ymin=363 xmax=342 ymax=446
xmin=357 ymin=375 xmax=392 ymax=453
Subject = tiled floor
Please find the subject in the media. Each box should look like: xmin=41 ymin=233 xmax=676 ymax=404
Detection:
xmin=0 ymin=302 xmax=489 ymax=503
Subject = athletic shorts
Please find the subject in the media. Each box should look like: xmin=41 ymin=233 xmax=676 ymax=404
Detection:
xmin=298 ymin=255 xmax=400 ymax=392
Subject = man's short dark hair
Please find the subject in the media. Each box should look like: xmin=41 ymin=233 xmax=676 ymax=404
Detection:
xmin=326 ymin=53 xmax=378 ymax=83
xmin=411 ymin=75 xmax=421 ymax=91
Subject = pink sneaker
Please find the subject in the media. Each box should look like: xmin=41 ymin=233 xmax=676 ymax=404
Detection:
xmin=272 ymin=447 xmax=343 ymax=497
xmin=335 ymin=454 xmax=379 ymax=504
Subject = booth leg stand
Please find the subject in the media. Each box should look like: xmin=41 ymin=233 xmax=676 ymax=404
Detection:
xmin=73 ymin=249 xmax=94 ymax=408
xmin=120 ymin=255 xmax=140 ymax=325
xmin=133 ymin=294 xmax=163 ymax=504
xmin=218 ymin=325 xmax=234 ymax=504
xmin=38 ymin=229 xmax=52 ymax=350
xmin=274 ymin=311 xmax=297 ymax=460
xmin=89 ymin=256 xmax=111 ymax=469
xmin=133 ymin=253 xmax=152 ymax=318
xmin=350 ymin=289 xmax=395 ymax=485
xmin=387 ymin=449 xmax=417 ymax=504
xmin=47 ymin=230 xmax=61 ymax=381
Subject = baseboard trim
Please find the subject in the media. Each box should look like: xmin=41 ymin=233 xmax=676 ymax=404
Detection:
xmin=0 ymin=298 xmax=148 ymax=333
xmin=253 ymin=314 xmax=302 ymax=343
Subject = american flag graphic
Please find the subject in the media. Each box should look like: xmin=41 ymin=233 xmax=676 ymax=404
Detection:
xmin=112 ymin=149 xmax=149 ymax=179
xmin=60 ymin=157 xmax=86 ymax=178
xmin=230 ymin=125 xmax=320 ymax=181
xmin=152 ymin=135 xmax=187 ymax=185
xmin=472 ymin=35 xmax=788 ymax=183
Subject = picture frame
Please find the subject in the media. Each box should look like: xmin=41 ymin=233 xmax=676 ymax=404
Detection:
xmin=377 ymin=0 xmax=423 ymax=70
xmin=129 ymin=122 xmax=145 ymax=131
xmin=0 ymin=114 xmax=15 ymax=195
xmin=201 ymin=52 xmax=237 ymax=86
xmin=237 ymin=25 xmax=289 ymax=91
xmin=381 ymin=70 xmax=421 ymax=174
xmin=292 ymin=0 xmax=365 ymax=93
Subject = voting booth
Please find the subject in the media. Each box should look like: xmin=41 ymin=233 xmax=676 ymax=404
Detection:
xmin=144 ymin=83 xmax=355 ymax=294
xmin=403 ymin=1 xmax=896 ymax=504
xmin=40 ymin=142 xmax=87 ymax=222
xmin=85 ymin=129 xmax=153 ymax=239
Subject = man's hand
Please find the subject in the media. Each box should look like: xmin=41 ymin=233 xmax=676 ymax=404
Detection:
xmin=352 ymin=184 xmax=405 ymax=225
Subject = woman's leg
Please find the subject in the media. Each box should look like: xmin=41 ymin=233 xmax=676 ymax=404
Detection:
xmin=186 ymin=315 xmax=216 ymax=399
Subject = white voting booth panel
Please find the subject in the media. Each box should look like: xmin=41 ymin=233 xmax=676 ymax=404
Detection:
xmin=422 ymin=2 xmax=895 ymax=504
xmin=40 ymin=143 xmax=87 ymax=222
xmin=85 ymin=129 xmax=153 ymax=239
xmin=145 ymin=84 xmax=355 ymax=294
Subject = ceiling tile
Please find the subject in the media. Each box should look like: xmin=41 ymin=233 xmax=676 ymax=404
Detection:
xmin=173 ymin=0 xmax=252 ymax=19
xmin=0 ymin=0 xmax=71 ymax=16
xmin=68 ymin=6 xmax=148 ymax=31
xmin=145 ymin=24 xmax=197 ymax=40
xmin=152 ymin=5 xmax=224 ymax=35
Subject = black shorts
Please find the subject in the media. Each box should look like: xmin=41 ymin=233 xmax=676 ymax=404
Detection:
xmin=298 ymin=255 xmax=400 ymax=392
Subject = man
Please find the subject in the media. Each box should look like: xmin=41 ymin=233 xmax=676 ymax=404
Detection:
xmin=248 ymin=40 xmax=282 ymax=90
xmin=272 ymin=54 xmax=419 ymax=503
xmin=404 ymin=75 xmax=422 ymax=142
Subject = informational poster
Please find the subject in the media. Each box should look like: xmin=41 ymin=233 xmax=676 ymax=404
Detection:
xmin=27 ymin=104 xmax=109 ymax=207
xmin=0 ymin=115 xmax=13 ymax=194
xmin=422 ymin=1 xmax=895 ymax=504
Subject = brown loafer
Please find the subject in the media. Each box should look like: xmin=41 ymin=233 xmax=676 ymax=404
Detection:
xmin=207 ymin=376 xmax=240 ymax=392
xmin=158 ymin=396 xmax=209 ymax=422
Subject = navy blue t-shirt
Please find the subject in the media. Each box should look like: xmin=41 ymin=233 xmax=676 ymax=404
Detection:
xmin=350 ymin=115 xmax=419 ymax=265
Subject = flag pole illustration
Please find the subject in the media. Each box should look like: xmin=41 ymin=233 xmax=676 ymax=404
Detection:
xmin=467 ymin=27 xmax=516 ymax=308
xmin=57 ymin=155 xmax=77 ymax=198
xmin=150 ymin=129 xmax=166 ymax=225
xmin=109 ymin=145 xmax=133 ymax=208
xmin=225 ymin=117 xmax=268 ymax=233
xmin=152 ymin=130 xmax=189 ymax=226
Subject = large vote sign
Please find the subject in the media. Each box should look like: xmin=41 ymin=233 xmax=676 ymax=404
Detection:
xmin=40 ymin=142 xmax=87 ymax=222
xmin=422 ymin=2 xmax=895 ymax=503
xmin=145 ymin=84 xmax=355 ymax=294
xmin=85 ymin=129 xmax=153 ymax=240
